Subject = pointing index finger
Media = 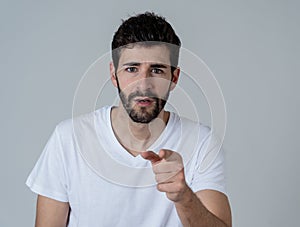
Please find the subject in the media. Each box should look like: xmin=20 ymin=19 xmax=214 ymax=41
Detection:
xmin=140 ymin=151 xmax=162 ymax=164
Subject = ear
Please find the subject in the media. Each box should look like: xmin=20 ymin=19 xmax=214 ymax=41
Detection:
xmin=169 ymin=67 xmax=180 ymax=91
xmin=110 ymin=61 xmax=118 ymax=88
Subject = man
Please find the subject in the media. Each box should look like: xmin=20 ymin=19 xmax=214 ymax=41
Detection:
xmin=26 ymin=12 xmax=232 ymax=226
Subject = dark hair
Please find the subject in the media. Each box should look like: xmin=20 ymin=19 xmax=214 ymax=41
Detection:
xmin=111 ymin=12 xmax=181 ymax=71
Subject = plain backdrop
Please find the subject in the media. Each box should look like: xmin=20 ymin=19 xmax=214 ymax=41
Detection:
xmin=1 ymin=0 xmax=299 ymax=226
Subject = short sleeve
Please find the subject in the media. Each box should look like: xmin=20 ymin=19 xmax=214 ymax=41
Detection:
xmin=190 ymin=132 xmax=227 ymax=195
xmin=25 ymin=126 xmax=69 ymax=202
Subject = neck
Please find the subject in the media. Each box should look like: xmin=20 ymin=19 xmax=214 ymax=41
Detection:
xmin=111 ymin=104 xmax=170 ymax=156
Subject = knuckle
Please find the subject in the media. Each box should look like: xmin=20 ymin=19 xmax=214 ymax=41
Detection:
xmin=176 ymin=182 xmax=184 ymax=191
xmin=155 ymin=175 xmax=161 ymax=183
xmin=178 ymin=172 xmax=185 ymax=181
xmin=175 ymin=183 xmax=181 ymax=191
xmin=157 ymin=184 xmax=164 ymax=192
xmin=152 ymin=166 xmax=159 ymax=174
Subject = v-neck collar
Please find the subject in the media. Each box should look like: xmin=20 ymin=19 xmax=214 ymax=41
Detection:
xmin=95 ymin=106 xmax=177 ymax=167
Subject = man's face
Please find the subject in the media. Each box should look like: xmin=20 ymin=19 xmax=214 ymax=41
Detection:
xmin=111 ymin=45 xmax=179 ymax=123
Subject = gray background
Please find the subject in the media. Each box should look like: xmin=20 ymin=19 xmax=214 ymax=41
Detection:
xmin=1 ymin=0 xmax=299 ymax=226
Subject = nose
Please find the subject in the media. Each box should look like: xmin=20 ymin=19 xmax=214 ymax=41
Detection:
xmin=136 ymin=67 xmax=153 ymax=90
xmin=139 ymin=66 xmax=150 ymax=79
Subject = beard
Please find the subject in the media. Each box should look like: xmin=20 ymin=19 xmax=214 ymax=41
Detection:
xmin=118 ymin=88 xmax=170 ymax=124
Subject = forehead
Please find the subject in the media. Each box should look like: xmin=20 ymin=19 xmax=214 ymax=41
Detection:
xmin=118 ymin=45 xmax=171 ymax=66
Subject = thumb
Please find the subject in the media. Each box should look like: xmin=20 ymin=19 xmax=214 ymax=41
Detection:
xmin=158 ymin=149 xmax=173 ymax=160
xmin=140 ymin=151 xmax=162 ymax=164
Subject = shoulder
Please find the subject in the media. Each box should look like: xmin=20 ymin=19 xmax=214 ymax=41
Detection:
xmin=55 ymin=105 xmax=111 ymax=137
xmin=171 ymin=112 xmax=212 ymax=144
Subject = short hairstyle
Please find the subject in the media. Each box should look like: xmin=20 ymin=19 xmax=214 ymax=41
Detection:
xmin=111 ymin=12 xmax=181 ymax=71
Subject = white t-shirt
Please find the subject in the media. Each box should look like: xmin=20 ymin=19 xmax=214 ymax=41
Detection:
xmin=26 ymin=106 xmax=226 ymax=227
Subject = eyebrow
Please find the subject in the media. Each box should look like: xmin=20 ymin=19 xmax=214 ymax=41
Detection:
xmin=122 ymin=62 xmax=140 ymax=67
xmin=150 ymin=64 xmax=168 ymax=68
xmin=122 ymin=62 xmax=168 ymax=68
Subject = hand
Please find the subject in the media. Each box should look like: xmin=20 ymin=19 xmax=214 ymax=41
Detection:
xmin=141 ymin=149 xmax=189 ymax=203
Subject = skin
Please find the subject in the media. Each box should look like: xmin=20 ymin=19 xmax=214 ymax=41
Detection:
xmin=110 ymin=45 xmax=179 ymax=155
xmin=141 ymin=150 xmax=232 ymax=227
xmin=35 ymin=45 xmax=231 ymax=227
xmin=35 ymin=195 xmax=69 ymax=227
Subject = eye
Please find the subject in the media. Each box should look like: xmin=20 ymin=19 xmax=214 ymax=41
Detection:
xmin=151 ymin=68 xmax=164 ymax=74
xmin=125 ymin=67 xmax=138 ymax=73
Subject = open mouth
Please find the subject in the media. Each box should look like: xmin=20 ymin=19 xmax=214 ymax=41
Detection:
xmin=134 ymin=97 xmax=155 ymax=106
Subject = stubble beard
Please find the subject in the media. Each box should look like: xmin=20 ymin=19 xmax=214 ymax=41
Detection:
xmin=118 ymin=88 xmax=170 ymax=124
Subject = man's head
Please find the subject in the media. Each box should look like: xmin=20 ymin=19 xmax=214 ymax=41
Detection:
xmin=110 ymin=12 xmax=181 ymax=123
xmin=111 ymin=12 xmax=181 ymax=71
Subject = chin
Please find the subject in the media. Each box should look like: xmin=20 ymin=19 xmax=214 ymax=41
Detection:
xmin=129 ymin=110 xmax=158 ymax=124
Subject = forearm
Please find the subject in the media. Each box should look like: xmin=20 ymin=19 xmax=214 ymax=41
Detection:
xmin=142 ymin=150 xmax=231 ymax=226
xmin=175 ymin=187 xmax=229 ymax=227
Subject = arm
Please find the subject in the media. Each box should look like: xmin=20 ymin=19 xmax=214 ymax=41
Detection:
xmin=141 ymin=150 xmax=232 ymax=227
xmin=35 ymin=195 xmax=70 ymax=227
xmin=175 ymin=188 xmax=231 ymax=227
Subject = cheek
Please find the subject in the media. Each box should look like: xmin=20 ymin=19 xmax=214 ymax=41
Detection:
xmin=118 ymin=77 xmax=138 ymax=89
xmin=119 ymin=81 xmax=137 ymax=96
xmin=153 ymin=79 xmax=171 ymax=96
xmin=118 ymin=78 xmax=134 ymax=94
